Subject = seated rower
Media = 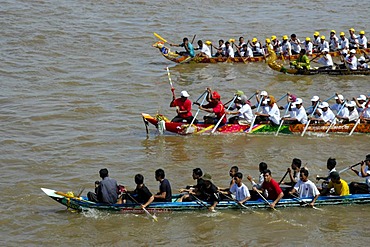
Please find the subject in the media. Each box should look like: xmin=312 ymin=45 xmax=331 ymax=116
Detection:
xmin=253 ymin=169 xmax=284 ymax=209
xmin=227 ymin=95 xmax=253 ymax=124
xmin=320 ymin=171 xmax=350 ymax=196
xmin=282 ymin=98 xmax=308 ymax=124
xmin=87 ymin=168 xmax=118 ymax=204
xmin=194 ymin=40 xmax=211 ymax=58
xmin=249 ymin=37 xmax=263 ymax=56
xmin=179 ymin=168 xmax=204 ymax=199
xmin=358 ymin=30 xmax=367 ymax=49
xmin=316 ymin=157 xmax=337 ymax=191
xmin=281 ymin=35 xmax=292 ymax=57
xmin=306 ymin=95 xmax=320 ymax=116
xmin=349 ymin=154 xmax=370 ymax=194
xmin=353 ymin=94 xmax=367 ymax=115
xmin=290 ymin=49 xmax=310 ymax=70
xmin=335 ymin=101 xmax=359 ymax=124
xmin=357 ymin=56 xmax=369 ymax=70
xmin=316 ymin=48 xmax=334 ymax=70
xmin=121 ymin=174 xmax=154 ymax=209
xmin=344 ymin=49 xmax=358 ymax=70
xmin=218 ymin=166 xmax=239 ymax=194
xmin=196 ymin=88 xmax=226 ymax=125
xmin=289 ymin=34 xmax=301 ymax=55
xmin=240 ymin=44 xmax=253 ymax=59
xmin=289 ymin=168 xmax=320 ymax=207
xmin=248 ymin=162 xmax=268 ymax=200
xmin=170 ymin=90 xmax=196 ymax=124
xmin=303 ymin=37 xmax=313 ymax=55
xmin=254 ymin=96 xmax=281 ymax=125
xmin=212 ymin=39 xmax=226 ymax=57
xmin=360 ymin=97 xmax=370 ymax=123
xmin=229 ymin=172 xmax=251 ymax=205
xmin=170 ymin=37 xmax=195 ymax=57
xmin=153 ymin=169 xmax=172 ymax=202
xmin=329 ymin=30 xmax=339 ymax=51
xmin=338 ymin=32 xmax=349 ymax=55
xmin=280 ymin=158 xmax=302 ymax=187
xmin=310 ymin=102 xmax=335 ymax=123
xmin=224 ymin=41 xmax=234 ymax=58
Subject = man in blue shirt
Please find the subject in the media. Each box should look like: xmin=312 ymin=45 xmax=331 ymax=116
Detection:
xmin=170 ymin=37 xmax=195 ymax=57
xmin=87 ymin=168 xmax=118 ymax=204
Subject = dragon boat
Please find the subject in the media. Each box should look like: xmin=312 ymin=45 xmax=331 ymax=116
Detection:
xmin=267 ymin=49 xmax=370 ymax=75
xmin=152 ymin=40 xmax=370 ymax=64
xmin=42 ymin=188 xmax=370 ymax=213
xmin=142 ymin=113 xmax=370 ymax=135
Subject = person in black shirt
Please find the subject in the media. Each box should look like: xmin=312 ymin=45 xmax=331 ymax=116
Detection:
xmin=125 ymin=174 xmax=154 ymax=209
xmin=153 ymin=169 xmax=172 ymax=202
xmin=197 ymin=173 xmax=220 ymax=211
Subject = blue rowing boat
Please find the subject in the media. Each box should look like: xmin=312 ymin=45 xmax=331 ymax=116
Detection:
xmin=41 ymin=188 xmax=370 ymax=213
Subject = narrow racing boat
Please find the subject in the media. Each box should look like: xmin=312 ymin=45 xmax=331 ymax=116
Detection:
xmin=142 ymin=113 xmax=370 ymax=135
xmin=42 ymin=188 xmax=370 ymax=213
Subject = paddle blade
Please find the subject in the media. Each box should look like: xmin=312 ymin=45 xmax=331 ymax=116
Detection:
xmin=154 ymin=32 xmax=167 ymax=43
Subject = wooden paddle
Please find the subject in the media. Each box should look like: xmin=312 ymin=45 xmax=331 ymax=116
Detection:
xmin=301 ymin=101 xmax=321 ymax=136
xmin=186 ymin=92 xmax=207 ymax=134
xmin=222 ymin=193 xmax=250 ymax=210
xmin=154 ymin=32 xmax=168 ymax=43
xmin=211 ymin=95 xmax=237 ymax=134
xmin=349 ymin=98 xmax=370 ymax=136
xmin=338 ymin=162 xmax=362 ymax=174
xmin=166 ymin=67 xmax=175 ymax=98
xmin=278 ymin=170 xmax=289 ymax=184
xmin=248 ymin=97 xmax=263 ymax=133
xmin=275 ymin=102 xmax=291 ymax=136
xmin=191 ymin=34 xmax=196 ymax=44
xmin=255 ymin=190 xmax=277 ymax=211
xmin=326 ymin=102 xmax=346 ymax=133
xmin=126 ymin=193 xmax=158 ymax=222
xmin=290 ymin=193 xmax=323 ymax=211
xmin=276 ymin=93 xmax=289 ymax=103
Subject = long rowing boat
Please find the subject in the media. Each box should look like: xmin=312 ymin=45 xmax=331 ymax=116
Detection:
xmin=152 ymin=40 xmax=370 ymax=64
xmin=42 ymin=188 xmax=370 ymax=213
xmin=267 ymin=49 xmax=370 ymax=75
xmin=142 ymin=113 xmax=370 ymax=135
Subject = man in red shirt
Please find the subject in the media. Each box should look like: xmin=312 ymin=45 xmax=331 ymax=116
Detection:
xmin=170 ymin=90 xmax=196 ymax=123
xmin=253 ymin=169 xmax=284 ymax=209
xmin=196 ymin=89 xmax=226 ymax=124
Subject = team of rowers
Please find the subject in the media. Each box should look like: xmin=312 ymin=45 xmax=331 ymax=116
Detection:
xmin=169 ymin=87 xmax=370 ymax=128
xmin=169 ymin=28 xmax=369 ymax=70
xmin=86 ymin=154 xmax=370 ymax=211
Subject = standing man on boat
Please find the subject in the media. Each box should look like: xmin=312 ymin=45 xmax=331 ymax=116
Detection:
xmin=87 ymin=168 xmax=118 ymax=204
xmin=170 ymin=37 xmax=195 ymax=58
xmin=349 ymin=154 xmax=370 ymax=194
xmin=253 ymin=169 xmax=284 ymax=209
xmin=170 ymin=90 xmax=196 ymax=124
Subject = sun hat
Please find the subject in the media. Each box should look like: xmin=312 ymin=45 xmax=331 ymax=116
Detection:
xmin=235 ymin=90 xmax=244 ymax=97
xmin=306 ymin=37 xmax=311 ymax=41
xmin=340 ymin=32 xmax=345 ymax=36
xmin=346 ymin=101 xmax=356 ymax=107
xmin=265 ymin=38 xmax=271 ymax=43
xmin=357 ymin=95 xmax=366 ymax=101
xmin=365 ymin=154 xmax=370 ymax=161
xmin=359 ymin=30 xmax=365 ymax=35
xmin=350 ymin=49 xmax=356 ymax=54
xmin=314 ymin=31 xmax=320 ymax=36
xmin=202 ymin=173 xmax=213 ymax=182
xmin=252 ymin=37 xmax=258 ymax=42
xmin=335 ymin=94 xmax=344 ymax=100
xmin=180 ymin=90 xmax=190 ymax=97
xmin=320 ymin=35 xmax=325 ymax=40
xmin=349 ymin=28 xmax=355 ymax=32
xmin=212 ymin=91 xmax=221 ymax=100
xmin=311 ymin=95 xmax=320 ymax=102
xmin=282 ymin=35 xmax=288 ymax=40
xmin=330 ymin=30 xmax=336 ymax=34
xmin=271 ymin=35 xmax=277 ymax=40
xmin=293 ymin=98 xmax=303 ymax=105
xmin=330 ymin=171 xmax=340 ymax=180
xmin=260 ymin=91 xmax=268 ymax=96
xmin=319 ymin=102 xmax=329 ymax=108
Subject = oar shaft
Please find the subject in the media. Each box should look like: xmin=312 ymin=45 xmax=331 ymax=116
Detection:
xmin=275 ymin=102 xmax=291 ymax=136
xmin=248 ymin=97 xmax=263 ymax=133
xmin=301 ymin=101 xmax=320 ymax=136
xmin=326 ymin=102 xmax=346 ymax=133
xmin=338 ymin=162 xmax=362 ymax=174
xmin=211 ymin=95 xmax=237 ymax=133
xmin=278 ymin=171 xmax=289 ymax=184
xmin=349 ymin=98 xmax=370 ymax=136
xmin=186 ymin=93 xmax=207 ymax=134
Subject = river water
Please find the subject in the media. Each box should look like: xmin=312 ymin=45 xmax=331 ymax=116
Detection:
xmin=1 ymin=0 xmax=369 ymax=246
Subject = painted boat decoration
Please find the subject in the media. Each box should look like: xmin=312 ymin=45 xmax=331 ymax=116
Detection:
xmin=42 ymin=188 xmax=370 ymax=213
xmin=267 ymin=49 xmax=370 ymax=75
xmin=152 ymin=40 xmax=370 ymax=64
xmin=142 ymin=113 xmax=370 ymax=135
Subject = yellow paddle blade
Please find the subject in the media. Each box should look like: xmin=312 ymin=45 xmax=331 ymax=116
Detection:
xmin=205 ymin=40 xmax=212 ymax=46
xmin=153 ymin=32 xmax=167 ymax=43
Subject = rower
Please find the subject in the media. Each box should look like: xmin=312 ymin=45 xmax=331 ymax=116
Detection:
xmin=316 ymin=48 xmax=334 ymax=70
xmin=329 ymin=30 xmax=339 ymax=51
xmin=289 ymin=168 xmax=320 ymax=207
xmin=247 ymin=162 xmax=268 ymax=191
xmin=338 ymin=32 xmax=349 ymax=55
xmin=318 ymin=35 xmax=329 ymax=52
xmin=87 ymin=168 xmax=118 ymax=204
xmin=170 ymin=90 xmax=196 ymax=124
xmin=349 ymin=154 xmax=370 ymax=194
xmin=348 ymin=28 xmax=358 ymax=50
xmin=170 ymin=37 xmax=195 ymax=57
xmin=306 ymin=95 xmax=320 ymax=116
xmin=227 ymin=95 xmax=253 ymax=124
xmin=335 ymin=101 xmax=359 ymax=124
xmin=281 ymin=98 xmax=308 ymax=124
xmin=353 ymin=94 xmax=367 ymax=114
xmin=218 ymin=166 xmax=239 ymax=194
xmin=224 ymin=41 xmax=234 ymax=58
xmin=310 ymin=102 xmax=335 ymax=124
xmin=303 ymin=37 xmax=313 ymax=55
xmin=344 ymin=49 xmax=358 ymax=70
xmin=249 ymin=37 xmax=263 ymax=56
xmin=280 ymin=158 xmax=302 ymax=187
xmin=312 ymin=31 xmax=320 ymax=52
xmin=254 ymin=95 xmax=281 ymax=125
xmin=270 ymin=35 xmax=281 ymax=54
xmin=153 ymin=169 xmax=172 ymax=202
xmin=289 ymin=33 xmax=301 ymax=55
xmin=194 ymin=40 xmax=211 ymax=58
xmin=358 ymin=30 xmax=368 ymax=49
xmin=290 ymin=49 xmax=310 ymax=70
xmin=178 ymin=168 xmax=204 ymax=201
xmin=357 ymin=56 xmax=369 ymax=70
xmin=229 ymin=172 xmax=251 ymax=205
xmin=124 ymin=174 xmax=154 ymax=209
xmin=196 ymin=88 xmax=226 ymax=125
xmin=320 ymin=171 xmax=350 ymax=196
xmin=212 ymin=39 xmax=226 ymax=57
xmin=316 ymin=157 xmax=337 ymax=191
xmin=281 ymin=35 xmax=292 ymax=57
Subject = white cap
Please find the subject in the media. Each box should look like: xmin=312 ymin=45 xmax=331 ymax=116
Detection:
xmin=350 ymin=49 xmax=356 ymax=54
xmin=319 ymin=102 xmax=329 ymax=108
xmin=346 ymin=101 xmax=356 ymax=107
xmin=293 ymin=98 xmax=303 ymax=105
xmin=311 ymin=95 xmax=320 ymax=102
xmin=335 ymin=94 xmax=344 ymax=100
xmin=357 ymin=95 xmax=366 ymax=101
xmin=322 ymin=48 xmax=329 ymax=53
xmin=180 ymin=90 xmax=190 ymax=97
xmin=260 ymin=91 xmax=268 ymax=96
xmin=358 ymin=56 xmax=366 ymax=62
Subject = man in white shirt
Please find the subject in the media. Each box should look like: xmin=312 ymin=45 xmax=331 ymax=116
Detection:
xmin=229 ymin=172 xmax=251 ymax=205
xmin=303 ymin=37 xmax=313 ymax=55
xmin=281 ymin=35 xmax=292 ymax=56
xmin=345 ymin=49 xmax=358 ymax=70
xmin=318 ymin=36 xmax=329 ymax=52
xmin=317 ymin=48 xmax=334 ymax=69
xmin=358 ymin=30 xmax=368 ymax=49
xmin=311 ymin=102 xmax=335 ymax=123
xmin=227 ymin=95 xmax=254 ymax=124
xmin=282 ymin=98 xmax=308 ymax=124
xmin=289 ymin=168 xmax=320 ymax=207
xmin=289 ymin=34 xmax=301 ymax=55
xmin=339 ymin=32 xmax=349 ymax=54
xmin=195 ymin=40 xmax=211 ymax=58
xmin=348 ymin=28 xmax=358 ymax=49
xmin=312 ymin=31 xmax=320 ymax=52
xmin=329 ymin=30 xmax=339 ymax=51
xmin=336 ymin=101 xmax=359 ymax=123
xmin=224 ymin=41 xmax=234 ymax=58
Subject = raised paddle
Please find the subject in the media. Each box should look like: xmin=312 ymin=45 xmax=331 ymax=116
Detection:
xmin=211 ymin=95 xmax=237 ymax=134
xmin=301 ymin=100 xmax=321 ymax=137
xmin=276 ymin=93 xmax=289 ymax=103
xmin=154 ymin=32 xmax=168 ymax=43
xmin=326 ymin=101 xmax=346 ymax=133
xmin=193 ymin=90 xmax=207 ymax=105
xmin=275 ymin=102 xmax=291 ymax=136
xmin=191 ymin=34 xmax=196 ymax=44
xmin=186 ymin=92 xmax=207 ymax=134
xmin=289 ymin=193 xmax=323 ymax=211
xmin=126 ymin=193 xmax=158 ymax=222
xmin=166 ymin=67 xmax=175 ymax=98
xmin=349 ymin=98 xmax=370 ymax=136
xmin=338 ymin=162 xmax=362 ymax=174
xmin=278 ymin=170 xmax=289 ymax=184
xmin=248 ymin=96 xmax=263 ymax=133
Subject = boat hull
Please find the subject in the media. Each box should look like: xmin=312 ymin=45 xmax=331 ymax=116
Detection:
xmin=142 ymin=113 xmax=370 ymax=135
xmin=42 ymin=188 xmax=370 ymax=213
